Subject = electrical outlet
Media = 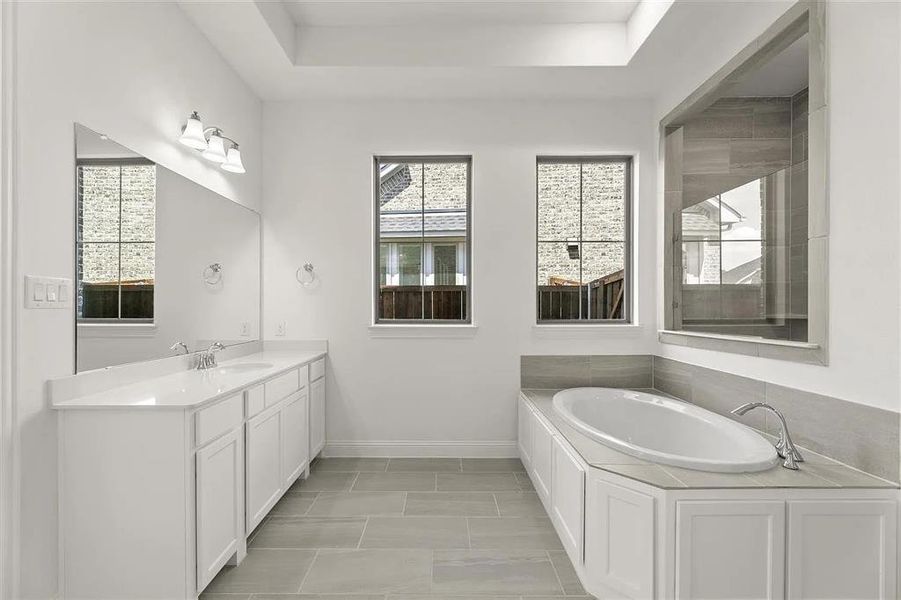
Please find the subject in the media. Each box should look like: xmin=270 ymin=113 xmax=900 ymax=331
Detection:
xmin=240 ymin=321 xmax=250 ymax=337
xmin=276 ymin=321 xmax=287 ymax=337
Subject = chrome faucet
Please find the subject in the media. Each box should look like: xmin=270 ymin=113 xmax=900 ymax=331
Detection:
xmin=169 ymin=341 xmax=190 ymax=356
xmin=196 ymin=342 xmax=226 ymax=370
xmin=732 ymin=402 xmax=804 ymax=470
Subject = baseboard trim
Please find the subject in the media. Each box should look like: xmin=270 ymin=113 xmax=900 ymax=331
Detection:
xmin=323 ymin=440 xmax=518 ymax=458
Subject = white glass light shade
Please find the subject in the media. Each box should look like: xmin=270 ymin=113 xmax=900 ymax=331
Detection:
xmin=201 ymin=132 xmax=227 ymax=163
xmin=222 ymin=146 xmax=246 ymax=174
xmin=178 ymin=113 xmax=208 ymax=150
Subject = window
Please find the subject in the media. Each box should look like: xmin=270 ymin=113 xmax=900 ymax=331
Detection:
xmin=76 ymin=159 xmax=156 ymax=321
xmin=536 ymin=156 xmax=632 ymax=322
xmin=374 ymin=156 xmax=471 ymax=323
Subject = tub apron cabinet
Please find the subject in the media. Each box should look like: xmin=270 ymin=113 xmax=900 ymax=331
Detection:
xmin=56 ymin=353 xmax=326 ymax=600
xmin=518 ymin=393 xmax=899 ymax=600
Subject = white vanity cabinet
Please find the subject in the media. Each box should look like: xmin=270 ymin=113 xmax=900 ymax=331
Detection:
xmin=309 ymin=358 xmax=326 ymax=458
xmin=246 ymin=402 xmax=286 ymax=531
xmin=55 ymin=351 xmax=326 ymax=600
xmin=196 ymin=428 xmax=244 ymax=591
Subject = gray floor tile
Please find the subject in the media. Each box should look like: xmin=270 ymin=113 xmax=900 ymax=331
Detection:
xmin=514 ymin=473 xmax=535 ymax=491
xmin=315 ymin=458 xmax=390 ymax=472
xmin=360 ymin=516 xmax=470 ymax=549
xmin=270 ymin=492 xmax=320 ymax=517
xmin=308 ymin=492 xmax=406 ymax=516
xmin=250 ymin=517 xmax=367 ymax=548
xmin=548 ymin=550 xmax=586 ymax=595
xmin=468 ymin=518 xmax=562 ymax=550
xmin=291 ymin=471 xmax=358 ymax=492
xmin=404 ymin=492 xmax=499 ymax=517
xmin=494 ymin=492 xmax=545 ymax=517
xmin=254 ymin=596 xmax=385 ymax=600
xmin=354 ymin=472 xmax=437 ymax=492
xmin=437 ymin=473 xmax=521 ymax=492
xmin=388 ymin=458 xmax=463 ymax=472
xmin=204 ymin=548 xmax=316 ymax=594
xmin=301 ymin=549 xmax=432 ymax=593
xmin=432 ymin=550 xmax=563 ymax=595
xmin=199 ymin=594 xmax=251 ymax=600
xmin=388 ymin=596 xmax=518 ymax=600
xmin=461 ymin=459 xmax=525 ymax=472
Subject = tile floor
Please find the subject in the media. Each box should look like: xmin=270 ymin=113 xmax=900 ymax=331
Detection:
xmin=202 ymin=457 xmax=590 ymax=600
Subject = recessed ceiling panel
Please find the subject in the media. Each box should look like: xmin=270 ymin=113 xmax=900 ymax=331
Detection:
xmin=283 ymin=1 xmax=640 ymax=27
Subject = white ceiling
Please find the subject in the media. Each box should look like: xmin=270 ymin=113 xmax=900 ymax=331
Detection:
xmin=727 ymin=33 xmax=809 ymax=97
xmin=283 ymin=1 xmax=640 ymax=27
xmin=177 ymin=0 xmax=798 ymax=101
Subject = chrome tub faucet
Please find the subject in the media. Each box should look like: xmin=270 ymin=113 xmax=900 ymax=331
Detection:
xmin=732 ymin=402 xmax=804 ymax=470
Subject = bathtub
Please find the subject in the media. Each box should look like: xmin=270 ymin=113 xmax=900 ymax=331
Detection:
xmin=552 ymin=387 xmax=779 ymax=473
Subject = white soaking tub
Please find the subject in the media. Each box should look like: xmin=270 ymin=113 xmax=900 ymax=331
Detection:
xmin=552 ymin=387 xmax=779 ymax=473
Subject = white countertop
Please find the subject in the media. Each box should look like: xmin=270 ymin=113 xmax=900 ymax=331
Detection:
xmin=52 ymin=350 xmax=326 ymax=410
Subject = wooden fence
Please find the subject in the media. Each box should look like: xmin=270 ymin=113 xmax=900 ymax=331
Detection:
xmin=537 ymin=270 xmax=625 ymax=321
xmin=379 ymin=285 xmax=467 ymax=320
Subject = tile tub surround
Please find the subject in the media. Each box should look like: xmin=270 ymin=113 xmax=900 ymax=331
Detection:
xmin=202 ymin=457 xmax=583 ymax=598
xmin=519 ymin=389 xmax=897 ymax=490
xmin=653 ymin=357 xmax=901 ymax=483
xmin=520 ymin=354 xmax=901 ymax=483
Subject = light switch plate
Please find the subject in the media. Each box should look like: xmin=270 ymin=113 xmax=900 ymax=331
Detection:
xmin=25 ymin=276 xmax=72 ymax=309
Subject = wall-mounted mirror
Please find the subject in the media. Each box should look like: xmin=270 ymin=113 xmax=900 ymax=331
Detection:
xmin=75 ymin=124 xmax=261 ymax=372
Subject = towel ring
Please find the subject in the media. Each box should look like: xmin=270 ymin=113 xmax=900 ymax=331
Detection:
xmin=203 ymin=263 xmax=223 ymax=285
xmin=296 ymin=263 xmax=316 ymax=287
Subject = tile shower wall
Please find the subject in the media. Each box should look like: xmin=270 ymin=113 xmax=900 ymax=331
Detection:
xmin=519 ymin=355 xmax=900 ymax=483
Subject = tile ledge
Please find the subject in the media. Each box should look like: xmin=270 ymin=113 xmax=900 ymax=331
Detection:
xmin=659 ymin=329 xmax=819 ymax=349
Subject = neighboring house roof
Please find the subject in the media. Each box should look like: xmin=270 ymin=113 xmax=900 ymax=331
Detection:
xmin=379 ymin=163 xmax=411 ymax=205
xmin=723 ymin=256 xmax=762 ymax=285
xmin=380 ymin=211 xmax=467 ymax=238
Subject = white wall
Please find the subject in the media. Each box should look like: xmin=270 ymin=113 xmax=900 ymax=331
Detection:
xmin=13 ymin=3 xmax=261 ymax=597
xmin=655 ymin=1 xmax=901 ymax=413
xmin=262 ymin=99 xmax=657 ymax=451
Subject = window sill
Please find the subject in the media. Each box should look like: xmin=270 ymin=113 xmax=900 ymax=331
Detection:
xmin=368 ymin=324 xmax=479 ymax=339
xmin=77 ymin=322 xmax=157 ymax=338
xmin=659 ymin=330 xmax=825 ymax=365
xmin=532 ymin=323 xmax=643 ymax=338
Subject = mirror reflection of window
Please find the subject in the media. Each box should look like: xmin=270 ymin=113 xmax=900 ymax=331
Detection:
xmin=76 ymin=160 xmax=156 ymax=321
xmin=666 ymin=30 xmax=810 ymax=342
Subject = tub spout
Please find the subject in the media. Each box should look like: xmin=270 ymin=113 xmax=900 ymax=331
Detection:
xmin=731 ymin=402 xmax=803 ymax=470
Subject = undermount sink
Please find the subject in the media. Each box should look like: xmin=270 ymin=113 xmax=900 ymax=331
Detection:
xmin=215 ymin=362 xmax=274 ymax=375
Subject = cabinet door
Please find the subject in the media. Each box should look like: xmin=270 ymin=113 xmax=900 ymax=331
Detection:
xmin=676 ymin=501 xmax=785 ymax=600
xmin=518 ymin=397 xmax=532 ymax=469
xmin=282 ymin=389 xmax=309 ymax=487
xmin=196 ymin=429 xmax=242 ymax=592
xmin=310 ymin=377 xmax=326 ymax=457
xmin=787 ymin=500 xmax=897 ymax=600
xmin=530 ymin=411 xmax=554 ymax=505
xmin=551 ymin=435 xmax=585 ymax=564
xmin=246 ymin=405 xmax=283 ymax=532
xmin=585 ymin=477 xmax=655 ymax=600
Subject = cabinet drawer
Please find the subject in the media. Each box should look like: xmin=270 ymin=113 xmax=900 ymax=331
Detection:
xmin=195 ymin=394 xmax=243 ymax=447
xmin=265 ymin=368 xmax=302 ymax=407
xmin=246 ymin=385 xmax=265 ymax=418
xmin=310 ymin=358 xmax=326 ymax=382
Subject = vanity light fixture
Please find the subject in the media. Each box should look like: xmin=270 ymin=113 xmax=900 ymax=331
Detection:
xmin=178 ymin=111 xmax=246 ymax=174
